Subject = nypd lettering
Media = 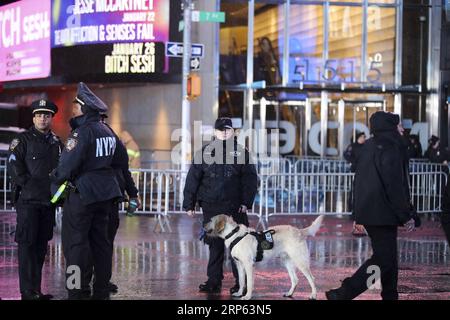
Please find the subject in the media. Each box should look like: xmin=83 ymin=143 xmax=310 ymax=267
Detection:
xmin=96 ymin=137 xmax=116 ymax=157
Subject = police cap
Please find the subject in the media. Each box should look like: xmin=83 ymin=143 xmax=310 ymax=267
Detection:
xmin=214 ymin=117 xmax=233 ymax=130
xmin=30 ymin=99 xmax=58 ymax=115
xmin=73 ymin=82 xmax=108 ymax=113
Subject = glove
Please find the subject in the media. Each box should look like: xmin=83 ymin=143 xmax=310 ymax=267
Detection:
xmin=198 ymin=227 xmax=207 ymax=241
xmin=238 ymin=205 xmax=248 ymax=214
xmin=126 ymin=198 xmax=139 ymax=217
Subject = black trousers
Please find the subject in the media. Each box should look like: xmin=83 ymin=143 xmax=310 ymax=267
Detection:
xmin=340 ymin=225 xmax=399 ymax=300
xmin=15 ymin=201 xmax=55 ymax=295
xmin=202 ymin=205 xmax=249 ymax=286
xmin=441 ymin=214 xmax=450 ymax=246
xmin=62 ymin=192 xmax=113 ymax=298
xmin=82 ymin=201 xmax=120 ymax=291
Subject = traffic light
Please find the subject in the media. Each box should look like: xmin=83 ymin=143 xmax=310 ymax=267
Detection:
xmin=187 ymin=73 xmax=201 ymax=101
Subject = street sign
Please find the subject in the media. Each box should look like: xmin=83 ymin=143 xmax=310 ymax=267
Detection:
xmin=192 ymin=10 xmax=225 ymax=23
xmin=190 ymin=57 xmax=200 ymax=70
xmin=166 ymin=42 xmax=204 ymax=58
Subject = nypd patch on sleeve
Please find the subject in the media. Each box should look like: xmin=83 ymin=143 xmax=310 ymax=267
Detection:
xmin=65 ymin=137 xmax=78 ymax=151
xmin=9 ymin=138 xmax=19 ymax=151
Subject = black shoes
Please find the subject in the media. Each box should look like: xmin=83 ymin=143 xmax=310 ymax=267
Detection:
xmin=21 ymin=291 xmax=41 ymax=301
xmin=230 ymin=284 xmax=247 ymax=296
xmin=325 ymin=287 xmax=350 ymax=300
xmin=36 ymin=292 xmax=53 ymax=300
xmin=91 ymin=292 xmax=110 ymax=300
xmin=21 ymin=290 xmax=51 ymax=301
xmin=108 ymin=282 xmax=118 ymax=293
xmin=198 ymin=281 xmax=222 ymax=293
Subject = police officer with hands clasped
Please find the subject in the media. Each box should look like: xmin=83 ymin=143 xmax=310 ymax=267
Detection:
xmin=183 ymin=117 xmax=258 ymax=295
xmin=7 ymin=99 xmax=62 ymax=300
xmin=50 ymin=82 xmax=122 ymax=300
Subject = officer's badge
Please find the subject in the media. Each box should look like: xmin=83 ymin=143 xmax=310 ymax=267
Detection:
xmin=9 ymin=138 xmax=19 ymax=151
xmin=73 ymin=132 xmax=78 ymax=137
xmin=65 ymin=138 xmax=78 ymax=151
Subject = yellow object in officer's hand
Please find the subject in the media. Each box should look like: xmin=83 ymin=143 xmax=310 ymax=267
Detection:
xmin=51 ymin=181 xmax=68 ymax=204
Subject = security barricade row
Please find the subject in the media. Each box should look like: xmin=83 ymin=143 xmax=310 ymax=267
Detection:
xmin=1 ymin=158 xmax=448 ymax=232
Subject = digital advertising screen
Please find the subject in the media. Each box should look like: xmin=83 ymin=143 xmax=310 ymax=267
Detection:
xmin=0 ymin=0 xmax=51 ymax=82
xmin=51 ymin=0 xmax=177 ymax=82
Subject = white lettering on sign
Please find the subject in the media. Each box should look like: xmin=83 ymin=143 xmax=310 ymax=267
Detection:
xmin=96 ymin=137 xmax=116 ymax=157
xmin=105 ymin=42 xmax=156 ymax=74
xmin=0 ymin=7 xmax=21 ymax=48
xmin=22 ymin=11 xmax=50 ymax=42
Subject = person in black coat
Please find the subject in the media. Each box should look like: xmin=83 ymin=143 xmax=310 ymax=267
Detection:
xmin=183 ymin=117 xmax=258 ymax=295
xmin=50 ymin=82 xmax=122 ymax=300
xmin=7 ymin=99 xmax=62 ymax=300
xmin=326 ymin=111 xmax=416 ymax=300
xmin=343 ymin=131 xmax=366 ymax=172
xmin=439 ymin=178 xmax=450 ymax=246
xmin=80 ymin=114 xmax=141 ymax=297
xmin=424 ymin=135 xmax=449 ymax=164
xmin=406 ymin=134 xmax=422 ymax=159
xmin=344 ymin=131 xmax=367 ymax=236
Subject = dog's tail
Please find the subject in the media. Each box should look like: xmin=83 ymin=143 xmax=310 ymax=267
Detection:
xmin=302 ymin=215 xmax=324 ymax=236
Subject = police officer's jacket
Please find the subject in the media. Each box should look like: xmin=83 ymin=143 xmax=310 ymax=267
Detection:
xmin=105 ymin=123 xmax=138 ymax=198
xmin=7 ymin=127 xmax=62 ymax=205
xmin=50 ymin=112 xmax=122 ymax=205
xmin=183 ymin=138 xmax=258 ymax=211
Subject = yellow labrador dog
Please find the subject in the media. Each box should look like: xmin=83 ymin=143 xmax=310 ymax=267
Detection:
xmin=204 ymin=214 xmax=323 ymax=300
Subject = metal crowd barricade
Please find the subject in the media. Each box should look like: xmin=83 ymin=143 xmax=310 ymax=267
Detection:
xmin=255 ymin=172 xmax=354 ymax=228
xmin=293 ymin=158 xmax=351 ymax=174
xmin=0 ymin=157 xmax=448 ymax=233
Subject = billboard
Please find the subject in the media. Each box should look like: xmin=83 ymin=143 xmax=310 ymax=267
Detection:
xmin=0 ymin=0 xmax=51 ymax=82
xmin=51 ymin=0 xmax=170 ymax=76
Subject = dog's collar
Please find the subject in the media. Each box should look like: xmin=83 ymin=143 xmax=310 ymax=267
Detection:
xmin=225 ymin=226 xmax=240 ymax=240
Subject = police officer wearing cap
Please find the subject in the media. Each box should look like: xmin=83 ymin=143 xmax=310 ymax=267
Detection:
xmin=79 ymin=113 xmax=141 ymax=296
xmin=7 ymin=99 xmax=62 ymax=300
xmin=50 ymin=82 xmax=122 ymax=300
xmin=183 ymin=117 xmax=258 ymax=295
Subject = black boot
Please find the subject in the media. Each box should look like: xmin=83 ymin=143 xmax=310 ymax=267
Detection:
xmin=199 ymin=281 xmax=221 ymax=293
xmin=325 ymin=286 xmax=351 ymax=300
xmin=36 ymin=291 xmax=54 ymax=300
xmin=21 ymin=290 xmax=41 ymax=301
xmin=108 ymin=282 xmax=118 ymax=293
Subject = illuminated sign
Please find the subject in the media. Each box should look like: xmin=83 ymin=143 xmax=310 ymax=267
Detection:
xmin=105 ymin=42 xmax=158 ymax=74
xmin=52 ymin=0 xmax=170 ymax=47
xmin=51 ymin=0 xmax=171 ymax=77
xmin=0 ymin=0 xmax=51 ymax=82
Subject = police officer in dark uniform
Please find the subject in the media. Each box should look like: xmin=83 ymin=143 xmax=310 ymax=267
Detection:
xmin=183 ymin=117 xmax=258 ymax=295
xmin=50 ymin=82 xmax=122 ymax=300
xmin=80 ymin=113 xmax=141 ymax=296
xmin=7 ymin=99 xmax=62 ymax=300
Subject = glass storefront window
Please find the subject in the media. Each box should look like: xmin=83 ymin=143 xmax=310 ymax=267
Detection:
xmin=288 ymin=4 xmax=324 ymax=83
xmin=328 ymin=5 xmax=363 ymax=83
xmin=253 ymin=3 xmax=284 ymax=85
xmin=219 ymin=2 xmax=248 ymax=85
xmin=366 ymin=5 xmax=396 ymax=84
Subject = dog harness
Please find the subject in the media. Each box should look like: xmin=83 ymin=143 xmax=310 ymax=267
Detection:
xmin=226 ymin=227 xmax=276 ymax=262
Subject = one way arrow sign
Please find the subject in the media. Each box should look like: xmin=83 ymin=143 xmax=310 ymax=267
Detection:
xmin=190 ymin=57 xmax=200 ymax=70
xmin=166 ymin=42 xmax=204 ymax=58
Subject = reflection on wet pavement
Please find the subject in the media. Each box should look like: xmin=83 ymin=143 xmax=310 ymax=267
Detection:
xmin=0 ymin=212 xmax=449 ymax=300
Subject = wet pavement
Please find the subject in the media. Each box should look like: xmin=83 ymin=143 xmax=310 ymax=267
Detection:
xmin=0 ymin=212 xmax=449 ymax=300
